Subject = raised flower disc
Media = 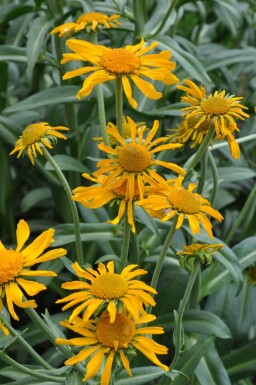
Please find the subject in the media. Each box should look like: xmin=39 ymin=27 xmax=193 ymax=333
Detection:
xmin=56 ymin=260 xmax=157 ymax=323
xmin=56 ymin=311 xmax=168 ymax=385
xmin=136 ymin=176 xmax=223 ymax=238
xmin=176 ymin=79 xmax=249 ymax=154
xmin=0 ymin=220 xmax=67 ymax=335
xmin=61 ymin=38 xmax=179 ymax=108
xmin=95 ymin=117 xmax=184 ymax=201
xmin=10 ymin=122 xmax=69 ymax=165
xmin=72 ymin=173 xmax=140 ymax=232
xmin=50 ymin=12 xmax=121 ymax=37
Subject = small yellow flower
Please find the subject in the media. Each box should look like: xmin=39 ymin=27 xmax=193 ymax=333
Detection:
xmin=61 ymin=38 xmax=178 ymax=108
xmin=10 ymin=122 xmax=69 ymax=165
xmin=0 ymin=220 xmax=67 ymax=335
xmin=56 ymin=311 xmax=168 ymax=385
xmin=177 ymin=79 xmax=249 ymax=139
xmin=177 ymin=243 xmax=223 ymax=271
xmin=136 ymin=176 xmax=223 ymax=238
xmin=95 ymin=117 xmax=184 ymax=201
xmin=73 ymin=174 xmax=139 ymax=232
xmin=56 ymin=261 xmax=157 ymax=323
xmin=50 ymin=12 xmax=121 ymax=37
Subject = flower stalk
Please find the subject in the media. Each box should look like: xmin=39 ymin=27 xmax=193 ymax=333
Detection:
xmin=119 ymin=210 xmax=131 ymax=271
xmin=116 ymin=76 xmax=124 ymax=136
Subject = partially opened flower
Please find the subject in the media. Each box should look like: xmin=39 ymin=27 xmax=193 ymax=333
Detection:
xmin=61 ymin=38 xmax=178 ymax=108
xmin=56 ymin=261 xmax=156 ymax=323
xmin=51 ymin=12 xmax=121 ymax=37
xmin=56 ymin=311 xmax=168 ymax=385
xmin=177 ymin=243 xmax=223 ymax=271
xmin=10 ymin=122 xmax=69 ymax=165
xmin=0 ymin=220 xmax=67 ymax=334
xmin=136 ymin=176 xmax=223 ymax=238
xmin=177 ymin=79 xmax=249 ymax=138
xmin=73 ymin=173 xmax=139 ymax=232
xmin=95 ymin=117 xmax=184 ymax=200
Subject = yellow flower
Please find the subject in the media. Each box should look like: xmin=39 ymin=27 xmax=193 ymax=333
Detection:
xmin=10 ymin=122 xmax=69 ymax=165
xmin=95 ymin=117 xmax=184 ymax=201
xmin=56 ymin=311 xmax=168 ymax=385
xmin=136 ymin=176 xmax=223 ymax=238
xmin=177 ymin=243 xmax=223 ymax=271
xmin=0 ymin=220 xmax=67 ymax=335
xmin=73 ymin=173 xmax=139 ymax=232
xmin=56 ymin=261 xmax=157 ymax=323
xmin=50 ymin=12 xmax=121 ymax=37
xmin=177 ymin=79 xmax=249 ymax=138
xmin=61 ymin=38 xmax=178 ymax=108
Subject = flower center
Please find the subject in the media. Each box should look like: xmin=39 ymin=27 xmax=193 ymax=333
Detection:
xmin=77 ymin=12 xmax=107 ymax=23
xmin=96 ymin=312 xmax=135 ymax=349
xmin=168 ymin=188 xmax=200 ymax=214
xmin=21 ymin=123 xmax=48 ymax=146
xmin=118 ymin=143 xmax=151 ymax=172
xmin=91 ymin=273 xmax=129 ymax=299
xmin=188 ymin=116 xmax=210 ymax=132
xmin=201 ymin=96 xmax=230 ymax=115
xmin=101 ymin=48 xmax=140 ymax=75
xmin=0 ymin=249 xmax=23 ymax=285
xmin=113 ymin=180 xmax=139 ymax=199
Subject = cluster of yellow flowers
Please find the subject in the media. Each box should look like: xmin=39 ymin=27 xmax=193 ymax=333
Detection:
xmin=2 ymin=10 xmax=251 ymax=385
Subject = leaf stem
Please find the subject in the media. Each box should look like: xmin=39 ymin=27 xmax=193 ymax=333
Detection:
xmin=208 ymin=149 xmax=219 ymax=205
xmin=119 ymin=210 xmax=131 ymax=271
xmin=115 ymin=77 xmax=123 ymax=136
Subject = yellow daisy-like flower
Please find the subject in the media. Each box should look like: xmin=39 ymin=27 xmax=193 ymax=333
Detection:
xmin=136 ymin=176 xmax=223 ymax=238
xmin=56 ymin=311 xmax=168 ymax=385
xmin=50 ymin=12 xmax=121 ymax=37
xmin=177 ymin=79 xmax=249 ymax=138
xmin=56 ymin=261 xmax=157 ymax=323
xmin=73 ymin=173 xmax=139 ymax=232
xmin=95 ymin=117 xmax=184 ymax=201
xmin=61 ymin=38 xmax=179 ymax=108
xmin=177 ymin=243 xmax=223 ymax=271
xmin=9 ymin=122 xmax=69 ymax=165
xmin=0 ymin=220 xmax=67 ymax=335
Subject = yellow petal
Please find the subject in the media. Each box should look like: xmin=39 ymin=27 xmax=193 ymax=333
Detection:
xmin=101 ymin=351 xmax=115 ymax=385
xmin=16 ymin=220 xmax=30 ymax=252
xmin=16 ymin=278 xmax=46 ymax=296
xmin=84 ymin=348 xmax=105 ymax=381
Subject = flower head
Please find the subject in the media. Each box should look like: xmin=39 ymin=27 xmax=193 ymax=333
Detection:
xmin=0 ymin=220 xmax=67 ymax=334
xmin=177 ymin=243 xmax=223 ymax=271
xmin=50 ymin=12 xmax=121 ymax=37
xmin=73 ymin=173 xmax=139 ymax=232
xmin=177 ymin=79 xmax=249 ymax=140
xmin=10 ymin=122 xmax=69 ymax=165
xmin=61 ymin=38 xmax=178 ymax=108
xmin=136 ymin=176 xmax=223 ymax=238
xmin=95 ymin=117 xmax=184 ymax=201
xmin=56 ymin=261 xmax=157 ymax=323
xmin=56 ymin=311 xmax=168 ymax=385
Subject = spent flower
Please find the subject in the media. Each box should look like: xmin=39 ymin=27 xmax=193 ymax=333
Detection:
xmin=177 ymin=243 xmax=223 ymax=271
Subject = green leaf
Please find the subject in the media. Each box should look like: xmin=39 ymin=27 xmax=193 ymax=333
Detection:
xmin=65 ymin=369 xmax=84 ymax=385
xmin=21 ymin=187 xmax=52 ymax=213
xmin=205 ymin=47 xmax=256 ymax=71
xmin=0 ymin=45 xmax=27 ymax=62
xmin=3 ymin=86 xmax=81 ymax=113
xmin=233 ymin=236 xmax=256 ymax=269
xmin=153 ymin=35 xmax=213 ymax=86
xmin=115 ymin=366 xmax=166 ymax=385
xmin=212 ymin=167 xmax=256 ymax=183
xmin=223 ymin=341 xmax=256 ymax=381
xmin=0 ymin=123 xmax=17 ymax=144
xmin=26 ymin=15 xmax=52 ymax=75
xmin=45 ymin=155 xmax=87 ymax=173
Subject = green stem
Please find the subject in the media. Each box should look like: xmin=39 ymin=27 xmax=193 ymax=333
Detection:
xmin=225 ymin=181 xmax=256 ymax=245
xmin=42 ymin=147 xmax=84 ymax=266
xmin=146 ymin=0 xmax=178 ymax=38
xmin=132 ymin=0 xmax=145 ymax=43
xmin=116 ymin=77 xmax=123 ymax=136
xmin=210 ymin=133 xmax=256 ymax=151
xmin=184 ymin=124 xmax=215 ymax=181
xmin=208 ymin=150 xmax=219 ymax=206
xmin=170 ymin=261 xmax=200 ymax=370
xmin=196 ymin=150 xmax=208 ymax=195
xmin=3 ymin=320 xmax=52 ymax=370
xmin=119 ymin=210 xmax=131 ymax=271
xmin=0 ymin=352 xmax=64 ymax=383
xmin=150 ymin=217 xmax=178 ymax=292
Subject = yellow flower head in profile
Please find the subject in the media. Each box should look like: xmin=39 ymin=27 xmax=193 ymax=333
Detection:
xmin=50 ymin=12 xmax=121 ymax=37
xmin=56 ymin=261 xmax=157 ymax=323
xmin=56 ymin=311 xmax=168 ymax=385
xmin=177 ymin=243 xmax=223 ymax=271
xmin=136 ymin=176 xmax=224 ymax=238
xmin=177 ymin=79 xmax=249 ymax=139
xmin=10 ymin=122 xmax=69 ymax=165
xmin=61 ymin=38 xmax=179 ymax=108
xmin=73 ymin=173 xmax=140 ymax=232
xmin=0 ymin=220 xmax=67 ymax=335
xmin=95 ymin=117 xmax=184 ymax=201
